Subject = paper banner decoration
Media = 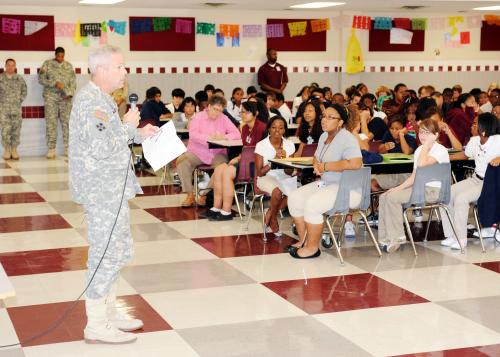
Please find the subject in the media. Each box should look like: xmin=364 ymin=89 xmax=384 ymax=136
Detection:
xmin=25 ymin=20 xmax=48 ymax=36
xmin=444 ymin=32 xmax=460 ymax=48
xmin=108 ymin=20 xmax=126 ymax=35
xmin=466 ymin=15 xmax=482 ymax=29
xmin=196 ymin=22 xmax=215 ymax=35
xmin=428 ymin=17 xmax=445 ymax=30
xmin=411 ymin=18 xmax=427 ymax=30
xmin=390 ymin=28 xmax=413 ymax=44
xmin=231 ymin=33 xmax=240 ymax=47
xmin=352 ymin=15 xmax=371 ymax=30
xmin=153 ymin=17 xmax=171 ymax=32
xmin=331 ymin=15 xmax=352 ymax=29
xmin=219 ymin=24 xmax=239 ymax=37
xmin=2 ymin=18 xmax=21 ymax=34
xmin=484 ymin=14 xmax=500 ymax=26
xmin=266 ymin=23 xmax=284 ymax=38
xmin=345 ymin=28 xmax=364 ymax=74
xmin=310 ymin=18 xmax=330 ymax=32
xmin=130 ymin=18 xmax=152 ymax=34
xmin=393 ymin=18 xmax=411 ymax=30
xmin=216 ymin=32 xmax=224 ymax=47
xmin=448 ymin=16 xmax=464 ymax=36
xmin=100 ymin=21 xmax=107 ymax=44
xmin=373 ymin=17 xmax=392 ymax=30
xmin=80 ymin=23 xmax=101 ymax=37
xmin=242 ymin=24 xmax=263 ymax=37
xmin=288 ymin=21 xmax=307 ymax=37
xmin=460 ymin=31 xmax=470 ymax=45
xmin=175 ymin=19 xmax=192 ymax=34
xmin=81 ymin=36 xmax=90 ymax=47
xmin=73 ymin=20 xmax=81 ymax=44
xmin=55 ymin=23 xmax=75 ymax=37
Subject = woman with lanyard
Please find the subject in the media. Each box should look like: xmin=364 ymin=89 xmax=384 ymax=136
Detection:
xmin=255 ymin=116 xmax=296 ymax=236
xmin=287 ymin=104 xmax=363 ymax=258
xmin=443 ymin=113 xmax=500 ymax=249
xmin=206 ymin=102 xmax=267 ymax=221
xmin=294 ymin=100 xmax=323 ymax=157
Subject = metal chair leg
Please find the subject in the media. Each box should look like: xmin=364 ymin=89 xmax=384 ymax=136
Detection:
xmin=442 ymin=205 xmax=464 ymax=254
xmin=472 ymin=205 xmax=485 ymax=253
xmin=424 ymin=207 xmax=434 ymax=242
xmin=403 ymin=208 xmax=418 ymax=256
xmin=359 ymin=210 xmax=382 ymax=256
xmin=193 ymin=168 xmax=199 ymax=201
xmin=234 ymin=191 xmax=243 ymax=220
xmin=338 ymin=214 xmax=348 ymax=242
xmin=245 ymin=195 xmax=257 ymax=229
xmin=259 ymin=195 xmax=267 ymax=242
xmin=325 ymin=216 xmax=344 ymax=264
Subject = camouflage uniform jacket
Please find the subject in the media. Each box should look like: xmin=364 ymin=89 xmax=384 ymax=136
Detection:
xmin=0 ymin=73 xmax=27 ymax=110
xmin=69 ymin=81 xmax=142 ymax=205
xmin=38 ymin=59 xmax=76 ymax=99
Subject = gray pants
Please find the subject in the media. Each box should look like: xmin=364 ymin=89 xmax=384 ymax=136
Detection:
xmin=44 ymin=96 xmax=72 ymax=149
xmin=0 ymin=110 xmax=22 ymax=147
xmin=84 ymin=200 xmax=133 ymax=299
xmin=176 ymin=152 xmax=227 ymax=193
xmin=440 ymin=177 xmax=483 ymax=242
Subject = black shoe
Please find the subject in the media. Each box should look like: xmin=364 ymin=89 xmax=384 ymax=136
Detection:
xmin=289 ymin=248 xmax=321 ymax=259
xmin=204 ymin=209 xmax=219 ymax=219
xmin=284 ymin=241 xmax=305 ymax=253
xmin=209 ymin=212 xmax=234 ymax=221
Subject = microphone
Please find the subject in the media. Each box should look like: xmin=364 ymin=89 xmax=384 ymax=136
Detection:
xmin=129 ymin=93 xmax=138 ymax=111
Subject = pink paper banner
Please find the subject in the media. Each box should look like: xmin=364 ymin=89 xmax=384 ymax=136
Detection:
xmin=266 ymin=23 xmax=284 ymax=38
xmin=2 ymin=18 xmax=21 ymax=35
xmin=55 ymin=23 xmax=75 ymax=37
xmin=242 ymin=24 xmax=263 ymax=38
xmin=175 ymin=19 xmax=192 ymax=34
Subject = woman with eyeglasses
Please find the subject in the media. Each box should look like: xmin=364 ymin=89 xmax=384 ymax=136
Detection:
xmin=206 ymin=102 xmax=267 ymax=221
xmin=377 ymin=119 xmax=450 ymax=253
xmin=443 ymin=113 xmax=500 ymax=248
xmin=287 ymin=104 xmax=363 ymax=259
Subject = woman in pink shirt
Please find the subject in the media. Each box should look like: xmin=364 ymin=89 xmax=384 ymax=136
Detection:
xmin=177 ymin=95 xmax=241 ymax=207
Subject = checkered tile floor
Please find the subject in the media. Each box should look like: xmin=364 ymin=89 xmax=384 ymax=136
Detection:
xmin=1 ymin=157 xmax=500 ymax=356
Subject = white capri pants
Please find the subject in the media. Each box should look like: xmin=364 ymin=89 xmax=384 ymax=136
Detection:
xmin=288 ymin=181 xmax=361 ymax=224
xmin=256 ymin=175 xmax=281 ymax=195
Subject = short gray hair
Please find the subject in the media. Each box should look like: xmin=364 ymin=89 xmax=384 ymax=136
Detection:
xmin=208 ymin=94 xmax=227 ymax=107
xmin=88 ymin=45 xmax=122 ymax=74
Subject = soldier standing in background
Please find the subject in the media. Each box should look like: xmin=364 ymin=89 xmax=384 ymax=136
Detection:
xmin=0 ymin=58 xmax=27 ymax=160
xmin=38 ymin=47 xmax=76 ymax=159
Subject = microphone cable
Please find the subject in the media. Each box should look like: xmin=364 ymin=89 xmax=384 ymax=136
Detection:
xmin=0 ymin=149 xmax=134 ymax=349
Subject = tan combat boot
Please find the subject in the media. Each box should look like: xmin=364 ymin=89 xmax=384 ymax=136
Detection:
xmin=2 ymin=146 xmax=11 ymax=160
xmin=10 ymin=147 xmax=19 ymax=160
xmin=46 ymin=148 xmax=56 ymax=159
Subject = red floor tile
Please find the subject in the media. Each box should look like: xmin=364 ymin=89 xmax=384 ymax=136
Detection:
xmin=0 ymin=214 xmax=71 ymax=233
xmin=262 ymin=273 xmax=428 ymax=314
xmin=0 ymin=192 xmax=45 ymax=204
xmin=145 ymin=206 xmax=209 ymax=222
xmin=0 ymin=247 xmax=88 ymax=276
xmin=475 ymin=261 xmax=500 ymax=274
xmin=0 ymin=176 xmax=24 ymax=184
xmin=393 ymin=343 xmax=500 ymax=356
xmin=7 ymin=294 xmax=172 ymax=347
xmin=140 ymin=184 xmax=182 ymax=196
xmin=193 ymin=233 xmax=297 ymax=258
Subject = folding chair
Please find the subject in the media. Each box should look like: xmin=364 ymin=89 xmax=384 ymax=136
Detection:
xmin=233 ymin=146 xmax=256 ymax=219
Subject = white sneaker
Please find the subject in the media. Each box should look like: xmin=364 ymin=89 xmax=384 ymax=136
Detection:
xmin=379 ymin=239 xmax=400 ymax=253
xmin=440 ymin=237 xmax=455 ymax=247
xmin=450 ymin=239 xmax=467 ymax=250
xmin=413 ymin=209 xmax=423 ymax=223
xmin=344 ymin=221 xmax=356 ymax=238
xmin=473 ymin=227 xmax=498 ymax=238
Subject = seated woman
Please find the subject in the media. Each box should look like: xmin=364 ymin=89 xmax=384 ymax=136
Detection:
xmin=226 ymin=87 xmax=244 ymax=122
xmin=287 ymin=104 xmax=363 ymax=259
xmin=179 ymin=97 xmax=196 ymax=129
xmin=377 ymin=119 xmax=450 ymax=253
xmin=294 ymin=100 xmax=323 ymax=157
xmin=445 ymin=93 xmax=478 ymax=145
xmin=255 ymin=116 xmax=296 ymax=236
xmin=176 ymin=94 xmax=241 ymax=207
xmin=207 ymin=102 xmax=267 ymax=221
xmin=292 ymin=86 xmax=310 ymax=118
xmin=359 ymin=103 xmax=388 ymax=141
xmin=371 ymin=115 xmax=416 ymax=192
xmin=346 ymin=104 xmax=369 ymax=151
xmin=425 ymin=107 xmax=462 ymax=150
xmin=442 ymin=113 xmax=500 ymax=249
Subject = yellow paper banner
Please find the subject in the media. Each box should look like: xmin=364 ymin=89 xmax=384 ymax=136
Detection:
xmin=288 ymin=21 xmax=307 ymax=37
xmin=73 ymin=20 xmax=81 ymax=44
xmin=448 ymin=16 xmax=464 ymax=36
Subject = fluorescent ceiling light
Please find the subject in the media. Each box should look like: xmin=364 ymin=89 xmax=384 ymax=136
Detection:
xmin=473 ymin=5 xmax=500 ymax=10
xmin=290 ymin=2 xmax=345 ymax=9
xmin=79 ymin=0 xmax=126 ymax=4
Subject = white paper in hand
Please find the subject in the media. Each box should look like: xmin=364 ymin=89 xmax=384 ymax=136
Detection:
xmin=141 ymin=121 xmax=187 ymax=171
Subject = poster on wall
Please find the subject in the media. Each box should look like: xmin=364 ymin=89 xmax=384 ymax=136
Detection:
xmin=0 ymin=14 xmax=54 ymax=51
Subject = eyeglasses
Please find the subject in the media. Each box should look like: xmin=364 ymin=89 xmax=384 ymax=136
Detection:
xmin=418 ymin=129 xmax=432 ymax=135
xmin=209 ymin=105 xmax=224 ymax=112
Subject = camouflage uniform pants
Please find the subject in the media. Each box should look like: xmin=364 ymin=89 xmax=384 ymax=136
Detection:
xmin=44 ymin=97 xmax=72 ymax=149
xmin=0 ymin=110 xmax=22 ymax=147
xmin=84 ymin=199 xmax=133 ymax=299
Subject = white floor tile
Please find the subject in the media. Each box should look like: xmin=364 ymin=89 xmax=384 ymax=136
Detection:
xmin=0 ymin=229 xmax=87 ymax=253
xmin=0 ymin=202 xmax=56 ymax=218
xmin=130 ymin=240 xmax=217 ymax=266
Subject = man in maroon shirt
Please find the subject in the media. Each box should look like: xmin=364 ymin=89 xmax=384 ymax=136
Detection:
xmin=257 ymin=48 xmax=288 ymax=94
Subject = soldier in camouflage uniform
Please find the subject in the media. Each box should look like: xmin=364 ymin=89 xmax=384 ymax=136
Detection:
xmin=0 ymin=58 xmax=27 ymax=160
xmin=38 ymin=47 xmax=76 ymax=159
xmin=69 ymin=45 xmax=158 ymax=344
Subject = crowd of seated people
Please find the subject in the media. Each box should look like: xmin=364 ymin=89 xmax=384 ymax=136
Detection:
xmin=135 ymin=79 xmax=500 ymax=259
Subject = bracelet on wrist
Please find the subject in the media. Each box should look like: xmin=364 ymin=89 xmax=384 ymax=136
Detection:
xmin=323 ymin=162 xmax=327 ymax=172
